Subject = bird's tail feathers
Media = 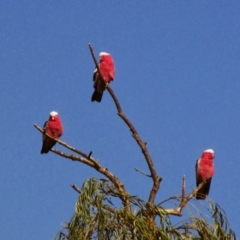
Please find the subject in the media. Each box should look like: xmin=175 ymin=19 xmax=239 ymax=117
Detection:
xmin=91 ymin=90 xmax=102 ymax=102
xmin=196 ymin=179 xmax=211 ymax=200
xmin=41 ymin=137 xmax=56 ymax=154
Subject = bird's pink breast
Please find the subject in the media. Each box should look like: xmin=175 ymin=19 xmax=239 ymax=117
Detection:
xmin=99 ymin=57 xmax=115 ymax=83
xmin=198 ymin=158 xmax=215 ymax=179
xmin=47 ymin=120 xmax=63 ymax=138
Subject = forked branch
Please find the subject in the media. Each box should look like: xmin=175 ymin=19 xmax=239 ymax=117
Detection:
xmin=88 ymin=43 xmax=161 ymax=204
xmin=164 ymin=180 xmax=208 ymax=216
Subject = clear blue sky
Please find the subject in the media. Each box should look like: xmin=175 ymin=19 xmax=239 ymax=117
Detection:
xmin=1 ymin=1 xmax=240 ymax=239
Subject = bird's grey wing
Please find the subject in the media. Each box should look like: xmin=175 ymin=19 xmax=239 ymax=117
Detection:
xmin=41 ymin=121 xmax=56 ymax=154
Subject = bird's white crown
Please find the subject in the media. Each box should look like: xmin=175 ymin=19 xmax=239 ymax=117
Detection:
xmin=204 ymin=149 xmax=214 ymax=154
xmin=99 ymin=52 xmax=110 ymax=56
xmin=50 ymin=111 xmax=58 ymax=117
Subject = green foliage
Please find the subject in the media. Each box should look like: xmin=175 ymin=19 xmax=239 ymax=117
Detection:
xmin=55 ymin=178 xmax=236 ymax=240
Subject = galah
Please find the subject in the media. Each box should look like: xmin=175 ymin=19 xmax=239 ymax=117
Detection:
xmin=195 ymin=149 xmax=215 ymax=199
xmin=41 ymin=111 xmax=63 ymax=154
xmin=91 ymin=52 xmax=115 ymax=102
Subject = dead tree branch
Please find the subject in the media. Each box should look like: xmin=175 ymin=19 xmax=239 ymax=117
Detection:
xmin=71 ymin=184 xmax=81 ymax=194
xmin=134 ymin=168 xmax=151 ymax=177
xmin=34 ymin=124 xmax=131 ymax=211
xmin=157 ymin=196 xmax=181 ymax=206
xmin=182 ymin=175 xmax=186 ymax=199
xmin=88 ymin=43 xmax=161 ymax=204
xmin=163 ymin=181 xmax=207 ymax=216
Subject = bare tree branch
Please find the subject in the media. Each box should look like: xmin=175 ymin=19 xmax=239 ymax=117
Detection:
xmin=164 ymin=180 xmax=207 ymax=216
xmin=71 ymin=184 xmax=81 ymax=194
xmin=134 ymin=168 xmax=151 ymax=177
xmin=88 ymin=43 xmax=162 ymax=204
xmin=182 ymin=175 xmax=186 ymax=199
xmin=34 ymin=124 xmax=131 ymax=211
xmin=107 ymin=85 xmax=162 ymax=204
xmin=157 ymin=196 xmax=181 ymax=206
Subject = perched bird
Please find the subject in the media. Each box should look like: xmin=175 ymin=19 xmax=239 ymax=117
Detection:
xmin=91 ymin=52 xmax=115 ymax=102
xmin=41 ymin=111 xmax=63 ymax=154
xmin=195 ymin=149 xmax=215 ymax=199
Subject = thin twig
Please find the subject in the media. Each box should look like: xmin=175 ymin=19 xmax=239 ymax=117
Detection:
xmin=182 ymin=175 xmax=186 ymax=199
xmin=71 ymin=184 xmax=81 ymax=194
xmin=134 ymin=168 xmax=151 ymax=177
xmin=157 ymin=196 xmax=181 ymax=206
xmin=88 ymin=43 xmax=161 ymax=204
xmin=88 ymin=151 xmax=93 ymax=158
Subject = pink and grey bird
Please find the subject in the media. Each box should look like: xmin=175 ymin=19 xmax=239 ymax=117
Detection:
xmin=91 ymin=52 xmax=115 ymax=102
xmin=41 ymin=111 xmax=63 ymax=154
xmin=195 ymin=149 xmax=215 ymax=199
